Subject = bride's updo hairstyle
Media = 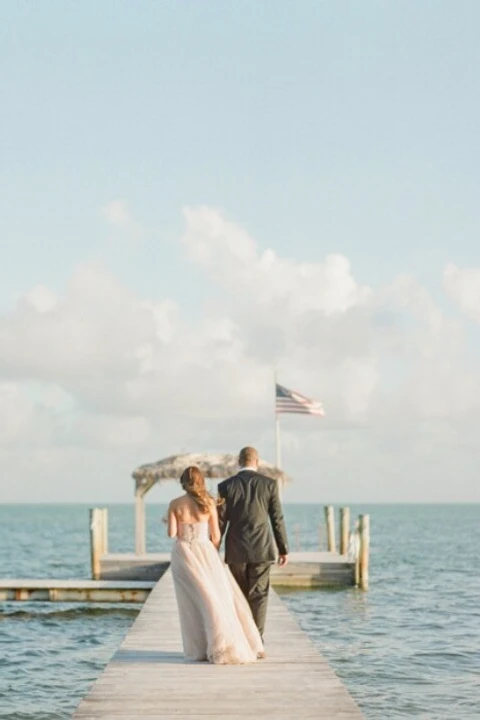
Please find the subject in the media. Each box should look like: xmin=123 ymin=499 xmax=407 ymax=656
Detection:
xmin=180 ymin=466 xmax=216 ymax=514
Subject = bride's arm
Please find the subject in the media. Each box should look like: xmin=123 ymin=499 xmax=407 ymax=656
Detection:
xmin=208 ymin=501 xmax=221 ymax=549
xmin=167 ymin=502 xmax=178 ymax=539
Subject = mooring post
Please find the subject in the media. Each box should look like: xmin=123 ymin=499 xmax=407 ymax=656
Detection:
xmin=359 ymin=514 xmax=370 ymax=590
xmin=101 ymin=507 xmax=108 ymax=555
xmin=339 ymin=507 xmax=350 ymax=555
xmin=135 ymin=492 xmax=146 ymax=555
xmin=324 ymin=505 xmax=336 ymax=553
xmin=351 ymin=518 xmax=360 ymax=585
xmin=89 ymin=508 xmax=107 ymax=580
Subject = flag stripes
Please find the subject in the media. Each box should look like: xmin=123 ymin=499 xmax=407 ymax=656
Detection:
xmin=275 ymin=383 xmax=325 ymax=416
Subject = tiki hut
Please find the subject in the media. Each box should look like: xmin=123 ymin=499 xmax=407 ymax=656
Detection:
xmin=131 ymin=452 xmax=288 ymax=553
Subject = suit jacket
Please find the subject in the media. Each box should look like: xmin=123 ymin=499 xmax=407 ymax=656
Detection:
xmin=217 ymin=470 xmax=289 ymax=565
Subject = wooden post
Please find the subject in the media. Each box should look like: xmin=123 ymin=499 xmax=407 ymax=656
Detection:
xmin=339 ymin=507 xmax=350 ymax=555
xmin=101 ymin=508 xmax=108 ymax=555
xmin=351 ymin=519 xmax=360 ymax=586
xmin=89 ymin=508 xmax=105 ymax=580
xmin=135 ymin=493 xmax=146 ymax=555
xmin=359 ymin=514 xmax=370 ymax=591
xmin=324 ymin=505 xmax=336 ymax=553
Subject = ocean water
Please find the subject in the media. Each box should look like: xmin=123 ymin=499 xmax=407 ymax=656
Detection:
xmin=0 ymin=503 xmax=479 ymax=719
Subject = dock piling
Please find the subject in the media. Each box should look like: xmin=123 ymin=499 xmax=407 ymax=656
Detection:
xmin=340 ymin=506 xmax=350 ymax=555
xmin=324 ymin=505 xmax=336 ymax=553
xmin=89 ymin=507 xmax=108 ymax=580
xmin=135 ymin=492 xmax=146 ymax=554
xmin=359 ymin=514 xmax=370 ymax=590
xmin=101 ymin=507 xmax=108 ymax=555
xmin=352 ymin=518 xmax=361 ymax=586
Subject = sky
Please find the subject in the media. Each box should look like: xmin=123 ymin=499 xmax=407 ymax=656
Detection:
xmin=1 ymin=1 xmax=480 ymax=504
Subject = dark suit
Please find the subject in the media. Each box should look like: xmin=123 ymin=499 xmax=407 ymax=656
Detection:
xmin=217 ymin=469 xmax=289 ymax=638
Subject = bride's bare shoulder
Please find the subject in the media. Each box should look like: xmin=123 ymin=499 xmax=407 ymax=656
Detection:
xmin=168 ymin=496 xmax=184 ymax=510
xmin=207 ymin=496 xmax=219 ymax=514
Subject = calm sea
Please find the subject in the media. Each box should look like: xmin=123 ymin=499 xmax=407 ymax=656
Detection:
xmin=1 ymin=504 xmax=479 ymax=719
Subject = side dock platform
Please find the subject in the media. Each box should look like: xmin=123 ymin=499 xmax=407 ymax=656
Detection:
xmin=89 ymin=506 xmax=370 ymax=591
xmin=98 ymin=550 xmax=356 ymax=587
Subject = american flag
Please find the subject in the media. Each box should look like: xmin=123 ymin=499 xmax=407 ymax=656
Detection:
xmin=276 ymin=383 xmax=325 ymax=416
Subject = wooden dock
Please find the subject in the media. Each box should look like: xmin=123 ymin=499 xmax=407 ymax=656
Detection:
xmin=73 ymin=569 xmax=364 ymax=719
xmin=99 ymin=551 xmax=356 ymax=587
xmin=90 ymin=505 xmax=370 ymax=590
xmin=0 ymin=579 xmax=154 ymax=603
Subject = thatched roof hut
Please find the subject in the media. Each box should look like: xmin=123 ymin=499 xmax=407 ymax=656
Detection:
xmin=132 ymin=452 xmax=289 ymax=497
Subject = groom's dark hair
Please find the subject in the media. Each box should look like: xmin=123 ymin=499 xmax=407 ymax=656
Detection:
xmin=239 ymin=446 xmax=259 ymax=468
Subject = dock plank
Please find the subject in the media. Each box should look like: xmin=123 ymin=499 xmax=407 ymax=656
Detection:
xmin=0 ymin=580 xmax=155 ymax=589
xmin=0 ymin=580 xmax=154 ymax=603
xmin=73 ymin=570 xmax=364 ymax=719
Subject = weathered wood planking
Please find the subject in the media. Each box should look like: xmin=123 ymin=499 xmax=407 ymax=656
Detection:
xmin=100 ymin=553 xmax=171 ymax=582
xmin=0 ymin=580 xmax=154 ymax=603
xmin=271 ymin=551 xmax=355 ymax=588
xmin=100 ymin=551 xmax=355 ymax=587
xmin=73 ymin=569 xmax=364 ymax=719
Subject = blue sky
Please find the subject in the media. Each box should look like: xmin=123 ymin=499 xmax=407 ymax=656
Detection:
xmin=1 ymin=2 xmax=480 ymax=502
xmin=3 ymin=1 xmax=480 ymax=304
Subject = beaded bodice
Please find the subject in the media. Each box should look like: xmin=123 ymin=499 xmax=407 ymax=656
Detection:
xmin=177 ymin=521 xmax=209 ymax=544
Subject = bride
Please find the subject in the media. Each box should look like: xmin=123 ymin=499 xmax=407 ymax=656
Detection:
xmin=168 ymin=465 xmax=263 ymax=664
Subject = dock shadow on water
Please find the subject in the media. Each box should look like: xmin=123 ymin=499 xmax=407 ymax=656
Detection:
xmin=0 ymin=603 xmax=139 ymax=622
xmin=112 ymin=648 xmax=185 ymax=663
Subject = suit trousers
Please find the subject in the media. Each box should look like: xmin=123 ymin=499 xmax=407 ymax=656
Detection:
xmin=228 ymin=562 xmax=272 ymax=639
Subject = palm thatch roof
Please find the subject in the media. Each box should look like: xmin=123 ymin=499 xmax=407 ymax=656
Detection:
xmin=132 ymin=452 xmax=289 ymax=496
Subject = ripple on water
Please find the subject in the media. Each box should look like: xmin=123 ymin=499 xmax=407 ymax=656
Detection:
xmin=1 ymin=503 xmax=480 ymax=719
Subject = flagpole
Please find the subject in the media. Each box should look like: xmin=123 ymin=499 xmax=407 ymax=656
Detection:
xmin=274 ymin=370 xmax=283 ymax=501
xmin=275 ymin=415 xmax=281 ymax=469
xmin=274 ymin=370 xmax=281 ymax=466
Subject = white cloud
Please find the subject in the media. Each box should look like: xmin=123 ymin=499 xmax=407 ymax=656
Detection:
xmin=23 ymin=285 xmax=58 ymax=313
xmin=1 ymin=206 xmax=480 ymax=502
xmin=444 ymin=263 xmax=480 ymax=323
xmin=0 ymin=383 xmax=35 ymax=445
xmin=101 ymin=199 xmax=143 ymax=243
xmin=0 ymin=381 xmax=70 ymax=447
xmin=75 ymin=413 xmax=153 ymax=448
xmin=182 ymin=206 xmax=372 ymax=315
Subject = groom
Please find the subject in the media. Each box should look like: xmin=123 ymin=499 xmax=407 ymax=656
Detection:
xmin=217 ymin=446 xmax=289 ymax=647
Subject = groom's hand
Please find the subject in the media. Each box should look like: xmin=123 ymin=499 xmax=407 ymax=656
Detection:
xmin=278 ymin=554 xmax=288 ymax=567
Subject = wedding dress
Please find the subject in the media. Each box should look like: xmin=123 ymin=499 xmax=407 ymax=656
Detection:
xmin=170 ymin=521 xmax=263 ymax=664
